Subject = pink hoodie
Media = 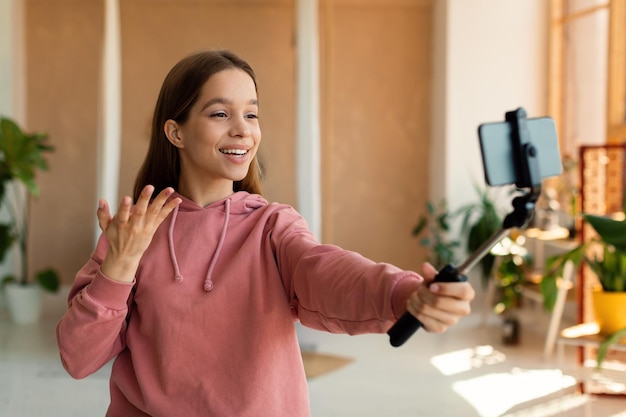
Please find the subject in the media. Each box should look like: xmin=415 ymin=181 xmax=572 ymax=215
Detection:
xmin=56 ymin=191 xmax=422 ymax=417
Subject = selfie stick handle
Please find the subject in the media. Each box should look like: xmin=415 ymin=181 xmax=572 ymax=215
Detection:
xmin=388 ymin=107 xmax=544 ymax=348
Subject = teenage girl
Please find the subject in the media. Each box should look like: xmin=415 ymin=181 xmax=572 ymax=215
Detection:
xmin=57 ymin=49 xmax=475 ymax=417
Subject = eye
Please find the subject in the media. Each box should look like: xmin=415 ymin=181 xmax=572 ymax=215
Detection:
xmin=210 ymin=111 xmax=228 ymax=118
xmin=246 ymin=113 xmax=259 ymax=119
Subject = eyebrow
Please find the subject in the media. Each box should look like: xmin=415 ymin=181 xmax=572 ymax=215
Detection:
xmin=200 ymin=97 xmax=258 ymax=111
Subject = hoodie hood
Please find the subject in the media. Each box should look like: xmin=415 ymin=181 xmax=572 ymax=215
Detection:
xmin=167 ymin=191 xmax=268 ymax=292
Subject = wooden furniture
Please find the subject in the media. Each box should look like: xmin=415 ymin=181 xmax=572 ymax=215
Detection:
xmin=578 ymin=144 xmax=626 ymax=327
xmin=572 ymin=143 xmax=626 ymax=395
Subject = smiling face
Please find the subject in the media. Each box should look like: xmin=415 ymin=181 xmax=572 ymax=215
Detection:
xmin=165 ymin=68 xmax=261 ymax=203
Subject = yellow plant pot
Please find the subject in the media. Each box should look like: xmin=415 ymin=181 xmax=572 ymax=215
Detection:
xmin=592 ymin=289 xmax=626 ymax=335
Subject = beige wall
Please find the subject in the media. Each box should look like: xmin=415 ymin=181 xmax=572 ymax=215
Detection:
xmin=26 ymin=0 xmax=430 ymax=284
xmin=118 ymin=0 xmax=297 ymax=205
xmin=26 ymin=0 xmax=103 ymax=285
xmin=320 ymin=0 xmax=431 ymax=270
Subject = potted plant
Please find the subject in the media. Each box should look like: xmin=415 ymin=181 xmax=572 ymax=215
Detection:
xmin=541 ymin=203 xmax=626 ymax=369
xmin=0 ymin=116 xmax=60 ymax=324
xmin=488 ymin=232 xmax=534 ymax=344
xmin=455 ymin=184 xmax=508 ymax=289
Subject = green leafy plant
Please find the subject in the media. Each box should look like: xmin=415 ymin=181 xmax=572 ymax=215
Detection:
xmin=455 ymin=185 xmax=505 ymax=288
xmin=541 ymin=200 xmax=626 ymax=370
xmin=586 ymin=214 xmax=626 ymax=369
xmin=540 ymin=244 xmax=586 ymax=312
xmin=0 ymin=116 xmax=59 ymax=292
xmin=492 ymin=237 xmax=533 ymax=315
xmin=587 ymin=243 xmax=626 ymax=292
xmin=542 ymin=212 xmax=626 ymax=311
xmin=412 ymin=199 xmax=461 ymax=269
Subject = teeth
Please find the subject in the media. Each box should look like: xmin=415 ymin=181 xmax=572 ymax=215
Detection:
xmin=220 ymin=149 xmax=247 ymax=155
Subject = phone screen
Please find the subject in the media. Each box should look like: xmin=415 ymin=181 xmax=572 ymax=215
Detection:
xmin=478 ymin=117 xmax=563 ymax=186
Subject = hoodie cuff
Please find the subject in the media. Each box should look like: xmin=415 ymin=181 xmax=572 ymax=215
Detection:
xmin=85 ymin=269 xmax=135 ymax=311
xmin=391 ymin=274 xmax=422 ymax=319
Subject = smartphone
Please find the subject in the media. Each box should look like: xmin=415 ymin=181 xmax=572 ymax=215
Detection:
xmin=478 ymin=116 xmax=563 ymax=186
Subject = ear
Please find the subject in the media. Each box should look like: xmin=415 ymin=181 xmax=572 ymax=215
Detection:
xmin=164 ymin=119 xmax=184 ymax=148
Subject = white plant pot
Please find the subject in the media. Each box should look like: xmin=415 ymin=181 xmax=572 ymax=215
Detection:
xmin=5 ymin=283 xmax=42 ymax=325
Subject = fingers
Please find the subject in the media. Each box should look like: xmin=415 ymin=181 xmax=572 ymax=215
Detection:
xmin=133 ymin=185 xmax=155 ymax=216
xmin=144 ymin=186 xmax=182 ymax=224
xmin=161 ymin=195 xmax=183 ymax=220
xmin=97 ymin=199 xmax=112 ymax=232
xmin=150 ymin=186 xmax=177 ymax=212
xmin=406 ymin=288 xmax=458 ymax=329
xmin=429 ymin=281 xmax=476 ymax=302
xmin=97 ymin=185 xmax=182 ymax=233
xmin=406 ymin=281 xmax=475 ymax=333
xmin=116 ymin=196 xmax=133 ymax=223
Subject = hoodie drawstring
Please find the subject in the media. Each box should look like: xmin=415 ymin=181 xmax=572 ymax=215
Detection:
xmin=168 ymin=198 xmax=231 ymax=292
xmin=204 ymin=198 xmax=231 ymax=292
xmin=168 ymin=204 xmax=183 ymax=283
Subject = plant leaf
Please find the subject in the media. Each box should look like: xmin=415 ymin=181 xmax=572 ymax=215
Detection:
xmin=540 ymin=245 xmax=586 ymax=311
xmin=412 ymin=217 xmax=428 ymax=236
xmin=437 ymin=212 xmax=451 ymax=232
xmin=1 ymin=275 xmax=16 ymax=287
xmin=587 ymin=244 xmax=626 ymax=292
xmin=540 ymin=275 xmax=558 ymax=311
xmin=584 ymin=214 xmax=626 ymax=252
xmin=597 ymin=327 xmax=626 ymax=370
xmin=36 ymin=268 xmax=60 ymax=292
xmin=0 ymin=117 xmax=53 ymax=197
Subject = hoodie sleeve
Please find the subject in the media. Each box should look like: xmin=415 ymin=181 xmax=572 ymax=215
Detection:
xmin=56 ymin=235 xmax=134 ymax=379
xmin=269 ymin=205 xmax=422 ymax=335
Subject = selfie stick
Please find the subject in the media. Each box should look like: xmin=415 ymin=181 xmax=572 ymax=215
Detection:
xmin=388 ymin=108 xmax=543 ymax=347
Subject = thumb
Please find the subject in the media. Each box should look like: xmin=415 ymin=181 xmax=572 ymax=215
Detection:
xmin=420 ymin=262 xmax=438 ymax=283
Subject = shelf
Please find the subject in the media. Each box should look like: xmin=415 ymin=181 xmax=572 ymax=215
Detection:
xmin=557 ymin=322 xmax=626 ymax=396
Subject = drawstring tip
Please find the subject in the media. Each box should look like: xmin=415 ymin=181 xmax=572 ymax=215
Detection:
xmin=175 ymin=274 xmax=183 ymax=283
xmin=203 ymin=281 xmax=214 ymax=292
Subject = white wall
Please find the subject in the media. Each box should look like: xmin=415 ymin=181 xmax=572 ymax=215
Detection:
xmin=0 ymin=0 xmax=13 ymax=118
xmin=432 ymin=0 xmax=549 ymax=215
xmin=0 ymin=0 xmax=11 ymax=117
xmin=563 ymin=0 xmax=608 ymax=153
xmin=0 ymin=0 xmax=24 ymax=120
xmin=0 ymin=0 xmax=23 ymax=291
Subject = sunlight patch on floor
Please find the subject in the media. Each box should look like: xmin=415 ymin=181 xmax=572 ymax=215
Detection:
xmin=430 ymin=345 xmax=506 ymax=376
xmin=500 ymin=393 xmax=590 ymax=417
xmin=451 ymin=368 xmax=576 ymax=417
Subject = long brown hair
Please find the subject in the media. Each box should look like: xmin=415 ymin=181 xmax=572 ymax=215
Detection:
xmin=133 ymin=50 xmax=263 ymax=200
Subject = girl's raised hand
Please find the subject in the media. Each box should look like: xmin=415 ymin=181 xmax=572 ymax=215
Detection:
xmin=97 ymin=185 xmax=182 ymax=283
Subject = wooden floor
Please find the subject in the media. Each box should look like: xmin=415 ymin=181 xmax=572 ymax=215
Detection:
xmin=301 ymin=350 xmax=353 ymax=379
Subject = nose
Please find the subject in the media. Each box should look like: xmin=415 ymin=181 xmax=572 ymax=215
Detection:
xmin=229 ymin=116 xmax=251 ymax=138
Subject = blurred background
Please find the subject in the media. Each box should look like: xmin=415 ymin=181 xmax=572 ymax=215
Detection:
xmin=0 ymin=0 xmax=617 ymax=309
